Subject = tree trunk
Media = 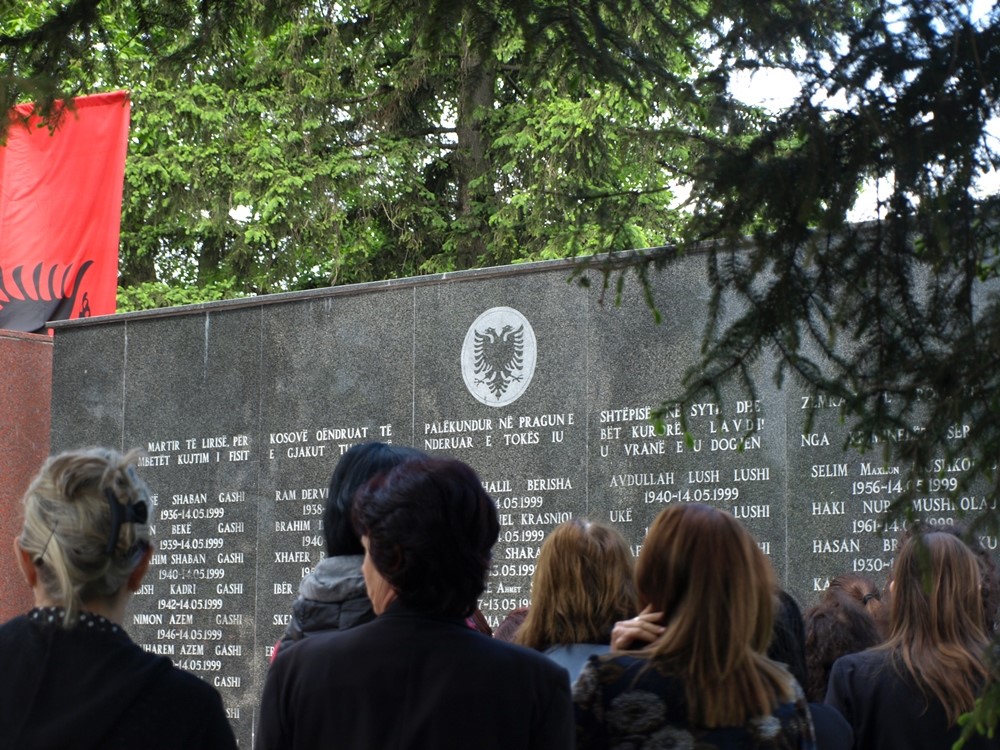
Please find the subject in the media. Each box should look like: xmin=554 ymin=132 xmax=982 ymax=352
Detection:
xmin=453 ymin=8 xmax=497 ymax=268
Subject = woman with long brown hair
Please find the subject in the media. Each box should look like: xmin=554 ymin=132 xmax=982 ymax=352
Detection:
xmin=515 ymin=519 xmax=637 ymax=680
xmin=825 ymin=531 xmax=996 ymax=749
xmin=574 ymin=503 xmax=814 ymax=749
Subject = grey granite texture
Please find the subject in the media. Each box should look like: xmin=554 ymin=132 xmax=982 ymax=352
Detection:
xmin=49 ymin=252 xmax=985 ymax=740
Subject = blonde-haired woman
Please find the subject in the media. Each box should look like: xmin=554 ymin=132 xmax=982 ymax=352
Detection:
xmin=0 ymin=448 xmax=237 ymax=750
xmin=574 ymin=503 xmax=814 ymax=749
xmin=826 ymin=531 xmax=995 ymax=750
xmin=515 ymin=519 xmax=637 ymax=680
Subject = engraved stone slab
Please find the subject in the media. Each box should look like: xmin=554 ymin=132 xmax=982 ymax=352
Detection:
xmin=48 ymin=255 xmax=990 ymax=744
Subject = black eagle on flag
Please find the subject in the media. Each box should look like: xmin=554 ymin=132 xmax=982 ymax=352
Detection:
xmin=474 ymin=324 xmax=524 ymax=399
xmin=0 ymin=261 xmax=94 ymax=333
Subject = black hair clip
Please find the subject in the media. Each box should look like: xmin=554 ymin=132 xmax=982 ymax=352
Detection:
xmin=105 ymin=488 xmax=149 ymax=557
xmin=33 ymin=522 xmax=59 ymax=565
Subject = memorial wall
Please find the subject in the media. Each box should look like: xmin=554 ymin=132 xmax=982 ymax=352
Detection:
xmin=48 ymin=253 xmax=987 ymax=745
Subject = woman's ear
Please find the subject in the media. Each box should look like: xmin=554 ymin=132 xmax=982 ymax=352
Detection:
xmin=14 ymin=538 xmax=38 ymax=589
xmin=386 ymin=543 xmax=405 ymax=575
xmin=126 ymin=543 xmax=154 ymax=592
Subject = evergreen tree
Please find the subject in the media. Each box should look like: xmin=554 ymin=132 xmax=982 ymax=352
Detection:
xmin=1 ymin=0 xmax=729 ymax=301
xmin=6 ymin=0 xmax=1000 ymax=735
xmin=652 ymin=7 xmax=1000 ymax=737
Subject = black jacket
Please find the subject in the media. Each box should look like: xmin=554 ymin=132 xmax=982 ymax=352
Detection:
xmin=826 ymin=648 xmax=999 ymax=750
xmin=257 ymin=600 xmax=574 ymax=750
xmin=0 ymin=607 xmax=237 ymax=750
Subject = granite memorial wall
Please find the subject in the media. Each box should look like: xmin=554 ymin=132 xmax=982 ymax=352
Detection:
xmin=48 ymin=253 xmax=986 ymax=745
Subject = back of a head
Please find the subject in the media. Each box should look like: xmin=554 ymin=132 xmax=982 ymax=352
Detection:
xmin=803 ymin=590 xmax=880 ymax=702
xmin=888 ymin=531 xmax=989 ymax=723
xmin=323 ymin=442 xmax=423 ymax=557
xmin=828 ymin=572 xmax=885 ymax=635
xmin=637 ymin=503 xmax=776 ymax=661
xmin=352 ymin=456 xmax=499 ymax=618
xmin=634 ymin=504 xmax=787 ymax=727
xmin=19 ymin=448 xmax=151 ymax=628
xmin=890 ymin=531 xmax=985 ymax=645
xmin=515 ymin=519 xmax=636 ymax=651
xmin=828 ymin=573 xmax=879 ymax=606
xmin=921 ymin=524 xmax=1000 ymax=636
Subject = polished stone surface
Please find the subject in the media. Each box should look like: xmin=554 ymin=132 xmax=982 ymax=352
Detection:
xmin=49 ymin=253 xmax=981 ymax=741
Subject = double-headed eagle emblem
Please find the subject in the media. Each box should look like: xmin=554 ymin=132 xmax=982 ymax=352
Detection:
xmin=473 ymin=324 xmax=524 ymax=399
xmin=462 ymin=306 xmax=536 ymax=407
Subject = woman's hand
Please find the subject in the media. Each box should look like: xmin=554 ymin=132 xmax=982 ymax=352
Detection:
xmin=610 ymin=605 xmax=665 ymax=650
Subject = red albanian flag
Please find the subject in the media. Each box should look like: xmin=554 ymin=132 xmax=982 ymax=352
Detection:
xmin=0 ymin=90 xmax=130 ymax=333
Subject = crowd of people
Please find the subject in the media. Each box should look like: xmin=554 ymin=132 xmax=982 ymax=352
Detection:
xmin=1 ymin=441 xmax=998 ymax=750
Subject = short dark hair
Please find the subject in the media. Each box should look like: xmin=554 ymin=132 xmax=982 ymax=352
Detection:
xmin=353 ymin=457 xmax=499 ymax=617
xmin=323 ymin=442 xmax=424 ymax=556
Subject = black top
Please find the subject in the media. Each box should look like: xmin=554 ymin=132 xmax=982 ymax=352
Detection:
xmin=826 ymin=648 xmax=999 ymax=750
xmin=258 ymin=600 xmax=574 ymax=750
xmin=574 ymin=652 xmax=816 ymax=750
xmin=0 ymin=607 xmax=237 ymax=750
xmin=808 ymin=702 xmax=852 ymax=750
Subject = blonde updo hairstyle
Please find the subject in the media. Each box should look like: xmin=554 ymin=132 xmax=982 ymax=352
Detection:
xmin=19 ymin=448 xmax=152 ymax=628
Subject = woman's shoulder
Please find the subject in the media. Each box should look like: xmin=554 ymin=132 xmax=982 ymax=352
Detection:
xmin=126 ymin=661 xmax=236 ymax=749
xmin=544 ymin=643 xmax=611 ymax=682
xmin=829 ymin=647 xmax=889 ymax=680
xmin=577 ymin=652 xmax=687 ymax=700
xmin=0 ymin=613 xmax=32 ymax=640
xmin=825 ymin=647 xmax=900 ymax=722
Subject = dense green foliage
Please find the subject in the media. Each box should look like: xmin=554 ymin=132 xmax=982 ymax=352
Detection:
xmin=1 ymin=0 xmax=747 ymax=308
xmin=650 ymin=4 xmax=1000 ymax=739
xmin=658 ymin=0 xmax=1000 ymax=517
xmin=8 ymin=0 xmax=1000 ymax=738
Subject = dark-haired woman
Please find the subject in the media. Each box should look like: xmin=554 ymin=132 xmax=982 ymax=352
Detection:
xmin=273 ymin=441 xmax=422 ymax=661
xmin=826 ymin=531 xmax=997 ymax=750
xmin=257 ymin=456 xmax=573 ymax=749
xmin=574 ymin=503 xmax=815 ymax=749
xmin=0 ymin=448 xmax=237 ymax=750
